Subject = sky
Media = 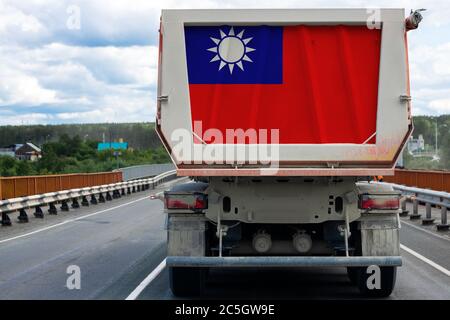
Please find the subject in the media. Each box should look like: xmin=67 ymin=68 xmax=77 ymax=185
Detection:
xmin=0 ymin=0 xmax=449 ymax=125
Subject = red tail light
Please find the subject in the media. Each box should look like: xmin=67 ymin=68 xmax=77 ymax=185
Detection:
xmin=164 ymin=193 xmax=208 ymax=211
xmin=359 ymin=194 xmax=400 ymax=210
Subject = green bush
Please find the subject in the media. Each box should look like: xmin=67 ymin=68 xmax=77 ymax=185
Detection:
xmin=0 ymin=134 xmax=171 ymax=176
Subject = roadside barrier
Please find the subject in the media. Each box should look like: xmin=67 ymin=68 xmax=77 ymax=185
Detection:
xmin=0 ymin=172 xmax=123 ymax=200
xmin=383 ymin=169 xmax=450 ymax=193
xmin=0 ymin=170 xmax=177 ymax=226
xmin=116 ymin=163 xmax=175 ymax=181
xmin=377 ymin=182 xmax=450 ymax=231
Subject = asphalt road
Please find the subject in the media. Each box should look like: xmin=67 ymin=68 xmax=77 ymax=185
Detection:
xmin=0 ymin=183 xmax=448 ymax=300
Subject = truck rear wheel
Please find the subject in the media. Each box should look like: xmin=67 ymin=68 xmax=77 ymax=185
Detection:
xmin=169 ymin=267 xmax=207 ymax=297
xmin=346 ymin=267 xmax=358 ymax=285
xmin=356 ymin=266 xmax=397 ymax=298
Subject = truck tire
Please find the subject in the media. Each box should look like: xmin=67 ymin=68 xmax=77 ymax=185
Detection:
xmin=356 ymin=266 xmax=397 ymax=298
xmin=169 ymin=267 xmax=207 ymax=297
xmin=346 ymin=267 xmax=358 ymax=285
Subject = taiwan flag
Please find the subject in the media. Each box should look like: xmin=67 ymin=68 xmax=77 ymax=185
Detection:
xmin=184 ymin=25 xmax=381 ymax=144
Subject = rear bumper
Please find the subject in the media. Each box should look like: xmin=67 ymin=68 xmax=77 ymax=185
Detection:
xmin=166 ymin=256 xmax=402 ymax=268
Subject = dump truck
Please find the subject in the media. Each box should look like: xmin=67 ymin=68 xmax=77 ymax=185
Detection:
xmin=156 ymin=8 xmax=423 ymax=297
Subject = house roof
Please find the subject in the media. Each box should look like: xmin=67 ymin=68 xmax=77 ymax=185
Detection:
xmin=15 ymin=142 xmax=42 ymax=154
xmin=25 ymin=142 xmax=41 ymax=153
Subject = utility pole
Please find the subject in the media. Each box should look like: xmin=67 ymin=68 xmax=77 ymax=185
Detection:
xmin=114 ymin=151 xmax=121 ymax=169
xmin=396 ymin=149 xmax=404 ymax=168
xmin=435 ymin=118 xmax=438 ymax=156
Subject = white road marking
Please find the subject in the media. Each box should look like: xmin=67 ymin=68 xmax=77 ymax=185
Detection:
xmin=126 ymin=258 xmax=167 ymax=300
xmin=0 ymin=196 xmax=149 ymax=244
xmin=401 ymin=219 xmax=450 ymax=242
xmin=400 ymin=244 xmax=450 ymax=277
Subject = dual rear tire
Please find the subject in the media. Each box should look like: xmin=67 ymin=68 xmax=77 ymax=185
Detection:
xmin=347 ymin=266 xmax=397 ymax=297
xmin=169 ymin=266 xmax=396 ymax=298
xmin=169 ymin=267 xmax=208 ymax=297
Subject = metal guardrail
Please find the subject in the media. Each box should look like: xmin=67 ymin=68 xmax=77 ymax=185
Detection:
xmin=0 ymin=172 xmax=123 ymax=200
xmin=378 ymin=182 xmax=450 ymax=231
xmin=0 ymin=170 xmax=177 ymax=226
xmin=116 ymin=163 xmax=175 ymax=181
xmin=383 ymin=169 xmax=450 ymax=193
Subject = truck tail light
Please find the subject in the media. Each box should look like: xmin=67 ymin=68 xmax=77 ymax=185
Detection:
xmin=359 ymin=194 xmax=400 ymax=210
xmin=164 ymin=193 xmax=207 ymax=211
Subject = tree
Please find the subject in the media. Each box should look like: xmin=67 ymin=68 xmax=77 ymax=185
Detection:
xmin=0 ymin=156 xmax=17 ymax=176
xmin=16 ymin=160 xmax=34 ymax=176
xmin=439 ymin=128 xmax=450 ymax=170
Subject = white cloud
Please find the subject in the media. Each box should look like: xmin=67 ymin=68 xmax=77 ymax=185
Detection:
xmin=23 ymin=43 xmax=158 ymax=86
xmin=410 ymin=43 xmax=450 ymax=83
xmin=0 ymin=64 xmax=57 ymax=106
xmin=0 ymin=42 xmax=157 ymax=123
xmin=5 ymin=0 xmax=450 ymax=47
xmin=429 ymin=99 xmax=450 ymax=113
xmin=411 ymin=87 xmax=450 ymax=115
xmin=1 ymin=0 xmax=450 ymax=125
xmin=0 ymin=1 xmax=45 ymax=33
xmin=0 ymin=113 xmax=53 ymax=126
xmin=409 ymin=41 xmax=450 ymax=115
xmin=0 ymin=1 xmax=49 ymax=46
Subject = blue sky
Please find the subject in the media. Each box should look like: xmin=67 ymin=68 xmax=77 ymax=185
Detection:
xmin=0 ymin=0 xmax=449 ymax=125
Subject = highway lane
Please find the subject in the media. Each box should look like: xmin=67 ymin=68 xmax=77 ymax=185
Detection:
xmin=400 ymin=222 xmax=450 ymax=272
xmin=137 ymin=213 xmax=450 ymax=299
xmin=0 ymin=182 xmax=173 ymax=300
xmin=138 ymin=252 xmax=450 ymax=300
xmin=137 ymin=238 xmax=450 ymax=300
xmin=0 ymin=183 xmax=448 ymax=299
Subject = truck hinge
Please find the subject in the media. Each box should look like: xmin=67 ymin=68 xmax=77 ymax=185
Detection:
xmin=399 ymin=95 xmax=412 ymax=103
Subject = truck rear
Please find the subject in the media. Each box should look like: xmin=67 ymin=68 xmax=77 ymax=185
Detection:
xmin=156 ymin=8 xmax=423 ymax=297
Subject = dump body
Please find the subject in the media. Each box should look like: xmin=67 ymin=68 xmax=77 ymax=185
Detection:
xmin=157 ymin=9 xmax=413 ymax=176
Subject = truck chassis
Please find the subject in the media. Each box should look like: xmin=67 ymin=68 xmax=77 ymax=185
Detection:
xmin=164 ymin=177 xmax=401 ymax=297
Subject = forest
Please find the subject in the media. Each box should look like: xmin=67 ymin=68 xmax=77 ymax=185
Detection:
xmin=0 ymin=123 xmax=161 ymax=150
xmin=0 ymin=116 xmax=449 ymax=177
xmin=0 ymin=128 xmax=170 ymax=177
xmin=403 ymin=114 xmax=450 ymax=170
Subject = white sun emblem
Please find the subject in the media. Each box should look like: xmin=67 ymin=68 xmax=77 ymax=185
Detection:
xmin=207 ymin=27 xmax=255 ymax=74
